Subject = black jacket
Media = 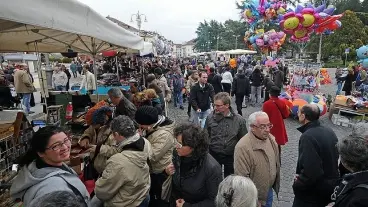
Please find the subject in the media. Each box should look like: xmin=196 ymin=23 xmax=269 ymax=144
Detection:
xmin=205 ymin=109 xmax=248 ymax=155
xmin=293 ymin=121 xmax=340 ymax=206
xmin=332 ymin=171 xmax=368 ymax=207
xmin=208 ymin=73 xmax=223 ymax=94
xmin=231 ymin=73 xmax=250 ymax=96
xmin=171 ymin=152 xmax=222 ymax=207
xmin=250 ymin=70 xmax=264 ymax=87
xmin=190 ymin=83 xmax=215 ymax=111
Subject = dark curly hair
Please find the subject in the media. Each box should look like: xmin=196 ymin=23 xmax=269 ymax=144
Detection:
xmin=173 ymin=123 xmax=209 ymax=159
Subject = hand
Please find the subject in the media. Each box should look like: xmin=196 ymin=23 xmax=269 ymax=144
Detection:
xmin=176 ymin=199 xmax=185 ymax=207
xmin=85 ymin=145 xmax=96 ymax=153
xmin=79 ymin=138 xmax=90 ymax=148
xmin=196 ymin=109 xmax=201 ymax=113
xmin=165 ymin=163 xmax=175 ymax=175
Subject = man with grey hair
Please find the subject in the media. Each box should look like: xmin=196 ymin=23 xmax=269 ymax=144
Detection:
xmin=205 ymin=92 xmax=247 ymax=178
xmin=107 ymin=87 xmax=137 ymax=120
xmin=234 ymin=111 xmax=280 ymax=207
xmin=215 ymin=175 xmax=258 ymax=207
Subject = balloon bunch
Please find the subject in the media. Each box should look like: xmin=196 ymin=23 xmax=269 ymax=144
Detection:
xmin=244 ymin=29 xmax=286 ymax=53
xmin=242 ymin=0 xmax=262 ymax=28
xmin=357 ymin=45 xmax=368 ymax=69
xmin=279 ymin=3 xmax=343 ymax=42
xmin=259 ymin=0 xmax=288 ymax=21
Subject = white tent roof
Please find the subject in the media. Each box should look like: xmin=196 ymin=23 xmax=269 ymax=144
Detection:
xmin=225 ymin=49 xmax=257 ymax=55
xmin=0 ymin=0 xmax=144 ymax=53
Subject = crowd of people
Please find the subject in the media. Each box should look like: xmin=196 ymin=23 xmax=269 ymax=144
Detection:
xmin=5 ymin=58 xmax=368 ymax=207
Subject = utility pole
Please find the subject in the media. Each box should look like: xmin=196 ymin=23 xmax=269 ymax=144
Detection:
xmin=317 ymin=34 xmax=323 ymax=64
xmin=233 ymin=35 xmax=240 ymax=49
xmin=130 ymin=11 xmax=147 ymax=36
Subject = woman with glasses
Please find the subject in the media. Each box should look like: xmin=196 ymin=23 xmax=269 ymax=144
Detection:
xmin=165 ymin=123 xmax=222 ymax=207
xmin=10 ymin=126 xmax=90 ymax=206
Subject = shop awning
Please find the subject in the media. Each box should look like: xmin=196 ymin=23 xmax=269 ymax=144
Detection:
xmin=0 ymin=0 xmax=144 ymax=53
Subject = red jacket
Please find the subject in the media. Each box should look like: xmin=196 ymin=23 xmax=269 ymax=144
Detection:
xmin=262 ymin=96 xmax=290 ymax=145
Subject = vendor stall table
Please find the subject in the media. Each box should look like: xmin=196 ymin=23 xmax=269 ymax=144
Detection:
xmin=334 ymin=104 xmax=366 ymax=121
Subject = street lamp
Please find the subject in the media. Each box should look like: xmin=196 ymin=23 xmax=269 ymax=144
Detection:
xmin=130 ymin=11 xmax=147 ymax=36
xmin=233 ymin=35 xmax=240 ymax=49
xmin=216 ymin=36 xmax=221 ymax=51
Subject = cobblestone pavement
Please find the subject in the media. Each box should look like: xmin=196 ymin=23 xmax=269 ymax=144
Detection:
xmin=166 ymin=68 xmax=352 ymax=207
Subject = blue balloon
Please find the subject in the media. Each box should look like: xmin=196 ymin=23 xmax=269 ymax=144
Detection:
xmin=315 ymin=4 xmax=326 ymax=13
xmin=295 ymin=5 xmax=304 ymax=13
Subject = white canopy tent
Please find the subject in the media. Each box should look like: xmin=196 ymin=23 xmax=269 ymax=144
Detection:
xmin=0 ymin=0 xmax=144 ymax=53
xmin=225 ymin=49 xmax=257 ymax=55
xmin=0 ymin=0 xmax=144 ymax=100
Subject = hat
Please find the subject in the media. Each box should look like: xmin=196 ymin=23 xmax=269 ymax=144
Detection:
xmin=135 ymin=106 xmax=159 ymax=125
xmin=154 ymin=68 xmax=163 ymax=75
xmin=92 ymin=106 xmax=112 ymax=125
xmin=269 ymin=86 xmax=281 ymax=96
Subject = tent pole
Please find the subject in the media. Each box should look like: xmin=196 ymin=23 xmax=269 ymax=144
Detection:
xmin=91 ymin=37 xmax=99 ymax=102
xmin=116 ymin=56 xmax=119 ymax=82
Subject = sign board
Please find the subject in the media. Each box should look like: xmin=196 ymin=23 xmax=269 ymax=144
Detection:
xmin=345 ymin=48 xmax=350 ymax=54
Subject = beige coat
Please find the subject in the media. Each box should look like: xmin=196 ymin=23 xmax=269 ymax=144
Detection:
xmin=146 ymin=122 xmax=175 ymax=173
xmin=93 ymin=135 xmax=119 ymax=174
xmin=95 ymin=136 xmax=151 ymax=207
xmin=80 ymin=125 xmax=111 ymax=146
xmin=234 ymin=132 xmax=280 ymax=205
xmin=14 ymin=70 xmax=35 ymax=93
xmin=185 ymin=76 xmax=198 ymax=93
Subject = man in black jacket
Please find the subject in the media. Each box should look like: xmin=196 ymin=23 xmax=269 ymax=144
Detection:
xmin=231 ymin=69 xmax=250 ymax=116
xmin=293 ymin=104 xmax=339 ymax=207
xmin=207 ymin=68 xmax=223 ymax=94
xmin=190 ymin=72 xmax=215 ymax=128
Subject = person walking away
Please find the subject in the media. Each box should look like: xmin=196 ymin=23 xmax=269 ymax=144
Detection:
xmin=52 ymin=66 xmax=68 ymax=91
xmin=94 ymin=115 xmax=151 ymax=207
xmin=70 ymin=61 xmax=78 ymax=78
xmin=135 ymin=106 xmax=175 ymax=207
xmin=221 ymin=67 xmax=233 ymax=94
xmin=190 ymin=72 xmax=215 ymax=128
xmin=328 ymin=135 xmax=368 ymax=206
xmin=79 ymin=65 xmax=96 ymax=94
xmin=14 ymin=64 xmax=36 ymax=114
xmin=231 ymin=69 xmax=250 ymax=115
xmin=335 ymin=67 xmax=344 ymax=95
xmin=76 ymin=62 xmax=83 ymax=75
xmin=215 ymin=175 xmax=258 ymax=207
xmin=205 ymin=92 xmax=247 ymax=178
xmin=165 ymin=123 xmax=222 ymax=207
xmin=250 ymin=66 xmax=264 ymax=106
xmin=154 ymin=68 xmax=171 ymax=113
xmin=61 ymin=65 xmax=71 ymax=91
xmin=185 ymin=70 xmax=199 ymax=118
xmin=24 ymin=67 xmax=36 ymax=109
xmin=293 ymin=104 xmax=339 ymax=207
xmin=171 ymin=68 xmax=185 ymax=110
xmin=234 ymin=111 xmax=280 ymax=207
xmin=262 ymin=86 xmax=290 ymax=158
xmin=273 ymin=68 xmax=284 ymax=92
xmin=208 ymin=67 xmax=223 ymax=94
xmin=342 ymin=68 xmax=354 ymax=96
xmin=263 ymin=73 xmax=274 ymax=103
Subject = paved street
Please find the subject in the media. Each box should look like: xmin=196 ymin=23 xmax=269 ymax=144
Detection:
xmin=29 ymin=68 xmax=352 ymax=206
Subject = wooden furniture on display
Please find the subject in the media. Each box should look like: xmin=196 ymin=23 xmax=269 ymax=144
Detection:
xmin=46 ymin=105 xmax=63 ymax=126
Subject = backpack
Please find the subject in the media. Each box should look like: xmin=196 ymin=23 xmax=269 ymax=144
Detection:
xmin=172 ymin=75 xmax=184 ymax=92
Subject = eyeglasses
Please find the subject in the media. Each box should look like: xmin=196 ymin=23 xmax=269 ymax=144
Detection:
xmin=253 ymin=123 xmax=273 ymax=130
xmin=175 ymin=140 xmax=183 ymax=149
xmin=46 ymin=137 xmax=72 ymax=151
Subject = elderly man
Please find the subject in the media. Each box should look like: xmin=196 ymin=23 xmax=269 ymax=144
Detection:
xmin=107 ymin=87 xmax=137 ymax=121
xmin=234 ymin=111 xmax=280 ymax=207
xmin=205 ymin=92 xmax=247 ymax=178
xmin=293 ymin=104 xmax=339 ymax=207
xmin=14 ymin=64 xmax=35 ymax=114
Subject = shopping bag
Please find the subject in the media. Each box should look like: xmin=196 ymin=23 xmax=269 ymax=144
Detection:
xmin=161 ymin=175 xmax=172 ymax=202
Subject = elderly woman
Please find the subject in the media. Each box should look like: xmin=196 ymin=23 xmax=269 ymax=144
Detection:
xmin=329 ymin=135 xmax=368 ymax=206
xmin=215 ymin=175 xmax=258 ymax=207
xmin=10 ymin=127 xmax=90 ymax=206
xmin=165 ymin=123 xmax=222 ymax=207
xmin=94 ymin=115 xmax=151 ymax=207
xmin=135 ymin=106 xmax=175 ymax=206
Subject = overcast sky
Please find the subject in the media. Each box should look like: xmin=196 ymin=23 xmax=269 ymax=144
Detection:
xmin=78 ymin=0 xmax=241 ymax=44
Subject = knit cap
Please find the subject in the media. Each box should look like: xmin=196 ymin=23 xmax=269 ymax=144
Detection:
xmin=135 ymin=106 xmax=159 ymax=125
xmin=92 ymin=106 xmax=112 ymax=125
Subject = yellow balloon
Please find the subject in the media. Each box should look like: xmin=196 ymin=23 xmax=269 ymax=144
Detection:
xmin=294 ymin=28 xmax=308 ymax=38
xmin=245 ymin=10 xmax=252 ymax=18
xmin=302 ymin=14 xmax=315 ymax=27
xmin=284 ymin=17 xmax=300 ymax=30
xmin=277 ymin=7 xmax=286 ymax=15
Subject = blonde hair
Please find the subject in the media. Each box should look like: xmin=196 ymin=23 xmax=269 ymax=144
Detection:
xmin=144 ymin=89 xmax=158 ymax=99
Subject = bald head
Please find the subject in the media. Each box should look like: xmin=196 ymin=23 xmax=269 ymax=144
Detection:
xmin=301 ymin=104 xmax=320 ymax=122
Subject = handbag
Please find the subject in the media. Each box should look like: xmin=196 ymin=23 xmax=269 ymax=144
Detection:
xmin=161 ymin=175 xmax=173 ymax=202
